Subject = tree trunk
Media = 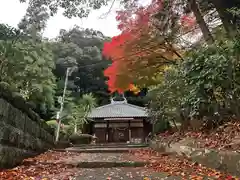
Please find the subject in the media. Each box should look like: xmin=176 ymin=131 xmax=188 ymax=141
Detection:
xmin=171 ymin=118 xmax=179 ymax=132
xmin=189 ymin=0 xmax=214 ymax=44
xmin=74 ymin=122 xmax=77 ymax=133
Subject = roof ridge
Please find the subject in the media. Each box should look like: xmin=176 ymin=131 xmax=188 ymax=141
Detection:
xmin=88 ymin=102 xmax=148 ymax=118
xmin=95 ymin=103 xmax=114 ymax=110
xmin=124 ymin=103 xmax=146 ymax=110
xmin=95 ymin=102 xmax=146 ymax=110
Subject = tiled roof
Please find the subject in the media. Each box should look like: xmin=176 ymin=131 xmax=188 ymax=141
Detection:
xmin=87 ymin=101 xmax=148 ymax=118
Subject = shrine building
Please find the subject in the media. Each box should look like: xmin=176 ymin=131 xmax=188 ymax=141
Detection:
xmin=87 ymin=98 xmax=151 ymax=143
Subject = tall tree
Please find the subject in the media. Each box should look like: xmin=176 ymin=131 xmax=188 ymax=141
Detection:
xmin=18 ymin=0 xmax=49 ymax=40
xmin=211 ymin=0 xmax=240 ymax=37
xmin=0 ymin=24 xmax=56 ymax=119
xmin=103 ymin=0 xmax=184 ymax=93
xmin=67 ymin=93 xmax=96 ymax=133
xmin=187 ymin=0 xmax=214 ymax=44
xmin=19 ymin=0 xmax=113 ymax=18
xmin=53 ymin=27 xmax=111 ymax=106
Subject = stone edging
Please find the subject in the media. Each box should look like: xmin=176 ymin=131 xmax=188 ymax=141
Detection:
xmin=149 ymin=140 xmax=240 ymax=177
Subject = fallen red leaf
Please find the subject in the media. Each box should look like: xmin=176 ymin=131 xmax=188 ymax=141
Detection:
xmin=128 ymin=149 xmax=238 ymax=179
xmin=0 ymin=151 xmax=79 ymax=180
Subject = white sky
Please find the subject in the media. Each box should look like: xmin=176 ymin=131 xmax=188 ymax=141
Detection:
xmin=0 ymin=0 xmax=121 ymax=38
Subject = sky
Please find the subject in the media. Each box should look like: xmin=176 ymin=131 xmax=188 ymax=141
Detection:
xmin=0 ymin=0 xmax=121 ymax=38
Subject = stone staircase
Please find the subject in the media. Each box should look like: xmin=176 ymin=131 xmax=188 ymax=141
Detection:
xmin=51 ymin=144 xmax=185 ymax=179
xmin=54 ymin=143 xmax=148 ymax=153
xmin=54 ymin=143 xmax=149 ymax=168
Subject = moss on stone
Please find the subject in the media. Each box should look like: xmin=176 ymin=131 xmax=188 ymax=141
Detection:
xmin=0 ymin=82 xmax=55 ymax=168
xmin=0 ymin=82 xmax=53 ymax=135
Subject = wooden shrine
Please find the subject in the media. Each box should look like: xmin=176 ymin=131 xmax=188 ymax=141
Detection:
xmin=87 ymin=98 xmax=151 ymax=143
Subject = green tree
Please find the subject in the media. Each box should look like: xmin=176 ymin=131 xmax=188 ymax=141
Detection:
xmin=182 ymin=39 xmax=240 ymax=125
xmin=0 ymin=23 xmax=56 ymax=119
xmin=53 ymin=27 xmax=111 ymax=106
xmin=148 ymin=66 xmax=189 ymax=132
xmin=19 ymin=0 xmax=112 ymax=18
xmin=67 ymin=93 xmax=96 ymax=134
xmin=148 ymin=37 xmax=240 ymax=132
xmin=210 ymin=0 xmax=240 ymax=37
xmin=18 ymin=0 xmax=49 ymax=40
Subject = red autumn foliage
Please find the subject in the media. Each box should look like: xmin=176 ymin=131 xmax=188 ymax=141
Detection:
xmin=181 ymin=13 xmax=196 ymax=30
xmin=103 ymin=0 xmax=163 ymax=93
xmin=103 ymin=0 xmax=196 ymax=93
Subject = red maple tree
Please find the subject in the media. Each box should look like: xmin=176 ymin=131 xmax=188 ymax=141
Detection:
xmin=103 ymin=0 xmax=195 ymax=93
xmin=103 ymin=0 xmax=164 ymax=93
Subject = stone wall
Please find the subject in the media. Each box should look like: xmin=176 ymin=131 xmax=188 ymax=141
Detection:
xmin=0 ymin=82 xmax=54 ymax=168
xmin=150 ymin=139 xmax=240 ymax=177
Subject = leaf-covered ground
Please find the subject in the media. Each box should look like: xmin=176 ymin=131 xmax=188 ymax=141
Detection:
xmin=0 ymin=151 xmax=164 ymax=180
xmin=0 ymin=151 xmax=79 ymax=180
xmin=157 ymin=122 xmax=240 ymax=151
xmin=0 ymin=149 xmax=238 ymax=180
xmin=129 ymin=149 xmax=238 ymax=179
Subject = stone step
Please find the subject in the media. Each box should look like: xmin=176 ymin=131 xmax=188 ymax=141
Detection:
xmin=54 ymin=147 xmax=149 ymax=153
xmin=53 ymin=152 xmax=150 ymax=168
xmin=22 ymin=160 xmax=149 ymax=169
xmin=70 ymin=161 xmax=149 ymax=168
xmin=72 ymin=143 xmax=148 ymax=149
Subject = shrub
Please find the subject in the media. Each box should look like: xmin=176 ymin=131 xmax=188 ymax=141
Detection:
xmin=148 ymin=38 xmax=240 ymax=131
xmin=55 ymin=141 xmax=71 ymax=149
xmin=69 ymin=133 xmax=93 ymax=144
xmin=153 ymin=120 xmax=171 ymax=134
xmin=46 ymin=120 xmax=57 ymax=133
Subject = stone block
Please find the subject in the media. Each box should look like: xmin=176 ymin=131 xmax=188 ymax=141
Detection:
xmin=150 ymin=139 xmax=240 ymax=177
xmin=31 ymin=121 xmax=37 ymax=137
xmin=15 ymin=111 xmax=25 ymax=131
xmin=35 ymin=125 xmax=40 ymax=138
xmin=8 ymin=126 xmax=21 ymax=145
xmin=36 ymin=138 xmax=43 ymax=150
xmin=18 ymin=134 xmax=25 ymax=149
xmin=40 ymin=129 xmax=47 ymax=140
xmin=2 ymin=125 xmax=11 ymax=143
xmin=24 ymin=133 xmax=33 ymax=150
xmin=7 ymin=106 xmax=18 ymax=127
xmin=47 ymin=133 xmax=54 ymax=144
xmin=24 ymin=117 xmax=32 ymax=134
xmin=0 ymin=99 xmax=9 ymax=118
xmin=0 ymin=144 xmax=37 ymax=168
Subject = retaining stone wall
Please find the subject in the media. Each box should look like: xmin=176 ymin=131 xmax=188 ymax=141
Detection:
xmin=0 ymin=82 xmax=54 ymax=168
xmin=150 ymin=139 xmax=240 ymax=177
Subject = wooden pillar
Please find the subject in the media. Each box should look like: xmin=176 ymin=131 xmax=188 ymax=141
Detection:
xmin=106 ymin=120 xmax=109 ymax=142
xmin=92 ymin=122 xmax=95 ymax=135
xmin=142 ymin=119 xmax=145 ymax=143
xmin=128 ymin=120 xmax=131 ymax=143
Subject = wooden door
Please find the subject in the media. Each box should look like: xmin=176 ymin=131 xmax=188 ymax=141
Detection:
xmin=112 ymin=128 xmax=128 ymax=142
xmin=95 ymin=128 xmax=106 ymax=143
